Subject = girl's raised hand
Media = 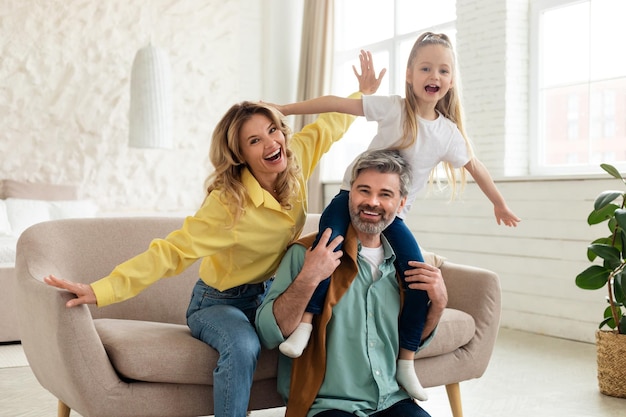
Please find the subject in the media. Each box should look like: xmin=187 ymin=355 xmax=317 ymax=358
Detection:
xmin=353 ymin=50 xmax=386 ymax=95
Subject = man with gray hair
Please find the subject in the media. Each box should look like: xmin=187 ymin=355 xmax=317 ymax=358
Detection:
xmin=256 ymin=149 xmax=447 ymax=417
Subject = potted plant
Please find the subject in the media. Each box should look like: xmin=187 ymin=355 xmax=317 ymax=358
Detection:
xmin=575 ymin=163 xmax=626 ymax=398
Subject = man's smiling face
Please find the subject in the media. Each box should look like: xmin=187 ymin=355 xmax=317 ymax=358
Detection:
xmin=349 ymin=168 xmax=406 ymax=236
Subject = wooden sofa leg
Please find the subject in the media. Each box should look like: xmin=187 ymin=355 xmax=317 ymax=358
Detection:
xmin=445 ymin=383 xmax=463 ymax=417
xmin=58 ymin=399 xmax=71 ymax=417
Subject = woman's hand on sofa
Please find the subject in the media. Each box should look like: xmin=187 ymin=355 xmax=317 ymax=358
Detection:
xmin=43 ymin=275 xmax=97 ymax=307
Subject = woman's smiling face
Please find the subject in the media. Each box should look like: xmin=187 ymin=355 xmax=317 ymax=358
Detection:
xmin=238 ymin=113 xmax=287 ymax=182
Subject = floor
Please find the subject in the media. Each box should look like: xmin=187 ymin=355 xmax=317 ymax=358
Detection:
xmin=1 ymin=328 xmax=625 ymax=417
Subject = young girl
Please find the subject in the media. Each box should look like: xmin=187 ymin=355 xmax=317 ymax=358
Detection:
xmin=274 ymin=33 xmax=520 ymax=401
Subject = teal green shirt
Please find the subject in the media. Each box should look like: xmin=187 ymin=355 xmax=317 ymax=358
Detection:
xmin=256 ymin=236 xmax=432 ymax=417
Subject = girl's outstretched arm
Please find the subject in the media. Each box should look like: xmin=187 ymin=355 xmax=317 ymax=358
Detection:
xmin=277 ymin=50 xmax=386 ymax=117
xmin=278 ymin=95 xmax=364 ymax=117
xmin=464 ymin=158 xmax=521 ymax=227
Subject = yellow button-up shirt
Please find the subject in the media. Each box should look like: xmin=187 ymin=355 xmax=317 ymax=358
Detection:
xmin=91 ymin=99 xmax=359 ymax=307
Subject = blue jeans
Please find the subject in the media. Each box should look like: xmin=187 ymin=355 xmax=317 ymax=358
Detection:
xmin=186 ymin=279 xmax=268 ymax=417
xmin=308 ymin=190 xmax=429 ymax=352
xmin=314 ymin=398 xmax=431 ymax=417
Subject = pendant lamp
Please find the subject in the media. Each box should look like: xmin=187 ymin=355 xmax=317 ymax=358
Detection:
xmin=129 ymin=44 xmax=173 ymax=149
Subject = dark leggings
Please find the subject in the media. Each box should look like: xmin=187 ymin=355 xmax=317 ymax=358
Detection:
xmin=308 ymin=190 xmax=430 ymax=352
xmin=313 ymin=398 xmax=431 ymax=417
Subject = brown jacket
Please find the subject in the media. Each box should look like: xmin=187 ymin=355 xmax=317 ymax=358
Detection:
xmin=285 ymin=224 xmax=359 ymax=417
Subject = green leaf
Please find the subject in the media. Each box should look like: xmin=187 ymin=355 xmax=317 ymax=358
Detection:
xmin=589 ymin=243 xmax=621 ymax=262
xmin=601 ymin=163 xmax=625 ymax=182
xmin=604 ymin=258 xmax=623 ymax=271
xmin=619 ymin=316 xmax=626 ymax=334
xmin=587 ymin=237 xmax=613 ymax=261
xmin=612 ymin=226 xmax=626 ymax=257
xmin=615 ymin=272 xmax=626 ymax=304
xmin=616 ymin=208 xmax=626 ymax=230
xmin=588 ymin=203 xmax=619 ymax=225
xmin=600 ymin=315 xmax=615 ymax=330
xmin=607 ymin=217 xmax=617 ymax=234
xmin=602 ymin=305 xmax=621 ymax=330
xmin=594 ymin=191 xmax=622 ymax=211
xmin=576 ymin=265 xmax=610 ymax=289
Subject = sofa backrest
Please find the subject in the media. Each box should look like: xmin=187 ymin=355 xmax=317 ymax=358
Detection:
xmin=18 ymin=214 xmax=322 ymax=325
xmin=17 ymin=217 xmax=194 ymax=324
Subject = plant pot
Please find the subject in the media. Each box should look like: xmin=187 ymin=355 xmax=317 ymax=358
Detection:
xmin=596 ymin=330 xmax=626 ymax=398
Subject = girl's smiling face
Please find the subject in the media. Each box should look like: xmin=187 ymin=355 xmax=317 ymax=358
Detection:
xmin=406 ymin=44 xmax=454 ymax=109
xmin=238 ymin=113 xmax=287 ymax=186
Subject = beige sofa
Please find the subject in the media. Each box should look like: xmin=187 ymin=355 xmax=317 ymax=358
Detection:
xmin=16 ymin=215 xmax=501 ymax=417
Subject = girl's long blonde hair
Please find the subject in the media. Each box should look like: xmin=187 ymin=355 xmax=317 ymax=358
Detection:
xmin=204 ymin=101 xmax=301 ymax=225
xmin=402 ymin=32 xmax=475 ymax=198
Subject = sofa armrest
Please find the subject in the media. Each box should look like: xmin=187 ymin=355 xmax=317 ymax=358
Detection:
xmin=15 ymin=237 xmax=124 ymax=412
xmin=439 ymin=261 xmax=501 ymax=377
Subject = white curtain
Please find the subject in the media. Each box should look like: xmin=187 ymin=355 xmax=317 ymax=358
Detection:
xmin=296 ymin=0 xmax=334 ymax=213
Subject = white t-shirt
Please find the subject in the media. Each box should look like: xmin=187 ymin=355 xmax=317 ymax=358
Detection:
xmin=340 ymin=95 xmax=471 ymax=218
xmin=359 ymin=245 xmax=385 ymax=281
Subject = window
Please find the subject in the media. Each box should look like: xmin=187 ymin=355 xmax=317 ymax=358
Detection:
xmin=530 ymin=0 xmax=626 ymax=175
xmin=320 ymin=0 xmax=456 ymax=182
xmin=567 ymin=94 xmax=579 ymax=141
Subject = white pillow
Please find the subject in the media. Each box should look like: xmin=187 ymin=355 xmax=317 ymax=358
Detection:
xmin=0 ymin=200 xmax=12 ymax=237
xmin=50 ymin=200 xmax=98 ymax=220
xmin=4 ymin=198 xmax=52 ymax=236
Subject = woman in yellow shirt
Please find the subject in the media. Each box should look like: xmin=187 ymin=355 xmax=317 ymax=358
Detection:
xmin=43 ymin=53 xmax=384 ymax=417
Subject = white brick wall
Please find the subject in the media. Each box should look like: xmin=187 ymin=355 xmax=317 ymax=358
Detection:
xmin=504 ymin=0 xmax=530 ymax=176
xmin=0 ymin=0 xmax=261 ymax=212
xmin=457 ymin=0 xmax=529 ymax=176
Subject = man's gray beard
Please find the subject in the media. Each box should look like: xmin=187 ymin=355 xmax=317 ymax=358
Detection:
xmin=348 ymin=204 xmax=393 ymax=235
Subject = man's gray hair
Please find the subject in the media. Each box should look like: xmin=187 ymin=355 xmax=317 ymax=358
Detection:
xmin=350 ymin=149 xmax=412 ymax=197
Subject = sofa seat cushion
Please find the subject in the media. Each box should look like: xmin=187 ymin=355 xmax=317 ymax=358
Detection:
xmin=415 ymin=308 xmax=475 ymax=359
xmin=94 ymin=318 xmax=279 ymax=385
xmin=95 ymin=308 xmax=472 ymax=385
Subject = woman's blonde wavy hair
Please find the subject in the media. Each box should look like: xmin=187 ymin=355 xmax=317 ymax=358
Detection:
xmin=402 ymin=32 xmax=475 ymax=198
xmin=204 ymin=101 xmax=301 ymax=225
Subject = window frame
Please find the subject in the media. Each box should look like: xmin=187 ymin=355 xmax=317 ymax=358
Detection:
xmin=529 ymin=0 xmax=626 ymax=176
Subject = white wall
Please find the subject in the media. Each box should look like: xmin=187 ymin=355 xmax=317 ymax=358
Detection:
xmin=405 ymin=177 xmax=616 ymax=344
xmin=0 ymin=0 xmax=301 ymax=213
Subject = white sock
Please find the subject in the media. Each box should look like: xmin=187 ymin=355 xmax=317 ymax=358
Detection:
xmin=397 ymin=359 xmax=428 ymax=401
xmin=279 ymin=323 xmax=313 ymax=358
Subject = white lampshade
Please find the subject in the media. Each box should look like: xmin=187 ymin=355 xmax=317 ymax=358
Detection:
xmin=129 ymin=44 xmax=173 ymax=149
